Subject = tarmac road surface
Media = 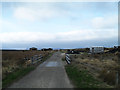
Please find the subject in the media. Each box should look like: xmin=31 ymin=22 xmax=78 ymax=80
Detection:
xmin=9 ymin=52 xmax=73 ymax=88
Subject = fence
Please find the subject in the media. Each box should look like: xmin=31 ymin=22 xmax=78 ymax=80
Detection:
xmin=65 ymin=54 xmax=71 ymax=64
xmin=31 ymin=54 xmax=43 ymax=64
xmin=24 ymin=54 xmax=43 ymax=66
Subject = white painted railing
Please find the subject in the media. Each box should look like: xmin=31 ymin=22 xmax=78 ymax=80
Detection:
xmin=65 ymin=54 xmax=71 ymax=64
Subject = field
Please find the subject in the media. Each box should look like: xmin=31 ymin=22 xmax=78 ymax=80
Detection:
xmin=63 ymin=50 xmax=120 ymax=88
xmin=2 ymin=50 xmax=54 ymax=87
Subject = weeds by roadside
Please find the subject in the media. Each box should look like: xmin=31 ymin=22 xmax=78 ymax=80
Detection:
xmin=2 ymin=66 xmax=35 ymax=88
xmin=65 ymin=65 xmax=113 ymax=88
xmin=67 ymin=52 xmax=119 ymax=87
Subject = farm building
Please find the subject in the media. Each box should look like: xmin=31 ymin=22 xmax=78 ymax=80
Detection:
xmin=107 ymin=46 xmax=120 ymax=53
xmin=114 ymin=46 xmax=120 ymax=49
xmin=90 ymin=46 xmax=104 ymax=53
xmin=67 ymin=49 xmax=80 ymax=54
xmin=41 ymin=48 xmax=53 ymax=51
xmin=29 ymin=47 xmax=37 ymax=51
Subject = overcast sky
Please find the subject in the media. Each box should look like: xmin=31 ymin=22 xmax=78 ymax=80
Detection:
xmin=0 ymin=2 xmax=118 ymax=49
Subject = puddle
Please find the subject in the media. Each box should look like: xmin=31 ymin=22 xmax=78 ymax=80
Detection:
xmin=45 ymin=61 xmax=58 ymax=67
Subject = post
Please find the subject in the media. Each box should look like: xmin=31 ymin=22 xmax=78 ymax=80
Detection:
xmin=116 ymin=71 xmax=119 ymax=87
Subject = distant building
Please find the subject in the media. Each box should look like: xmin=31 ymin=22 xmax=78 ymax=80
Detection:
xmin=41 ymin=48 xmax=53 ymax=51
xmin=90 ymin=46 xmax=104 ymax=53
xmin=30 ymin=47 xmax=37 ymax=51
xmin=114 ymin=46 xmax=120 ymax=49
xmin=113 ymin=46 xmax=120 ymax=52
xmin=67 ymin=49 xmax=79 ymax=54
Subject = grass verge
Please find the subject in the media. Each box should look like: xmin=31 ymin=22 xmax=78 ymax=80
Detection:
xmin=62 ymin=58 xmax=65 ymax=61
xmin=42 ymin=52 xmax=53 ymax=61
xmin=65 ymin=65 xmax=112 ymax=88
xmin=2 ymin=66 xmax=35 ymax=88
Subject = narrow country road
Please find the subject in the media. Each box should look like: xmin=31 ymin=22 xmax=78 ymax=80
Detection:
xmin=9 ymin=52 xmax=73 ymax=88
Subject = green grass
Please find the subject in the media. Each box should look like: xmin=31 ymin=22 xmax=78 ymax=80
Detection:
xmin=38 ymin=52 xmax=54 ymax=65
xmin=2 ymin=66 xmax=35 ymax=88
xmin=65 ymin=65 xmax=111 ymax=88
xmin=60 ymin=50 xmax=67 ymax=53
xmin=42 ymin=52 xmax=53 ymax=61
xmin=62 ymin=58 xmax=65 ymax=61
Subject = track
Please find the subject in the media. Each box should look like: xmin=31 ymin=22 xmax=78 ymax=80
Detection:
xmin=9 ymin=52 xmax=73 ymax=88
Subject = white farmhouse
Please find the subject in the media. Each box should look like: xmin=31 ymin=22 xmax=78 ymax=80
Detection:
xmin=90 ymin=46 xmax=104 ymax=53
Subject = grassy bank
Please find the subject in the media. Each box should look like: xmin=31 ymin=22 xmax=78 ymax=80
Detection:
xmin=65 ymin=65 xmax=112 ymax=88
xmin=42 ymin=52 xmax=53 ymax=61
xmin=2 ymin=66 xmax=35 ymax=88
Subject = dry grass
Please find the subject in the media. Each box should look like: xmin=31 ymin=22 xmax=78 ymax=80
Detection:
xmin=99 ymin=69 xmax=116 ymax=85
xmin=70 ymin=52 xmax=119 ymax=87
xmin=2 ymin=50 xmax=53 ymax=79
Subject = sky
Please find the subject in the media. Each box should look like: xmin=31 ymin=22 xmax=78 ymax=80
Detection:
xmin=0 ymin=2 xmax=118 ymax=49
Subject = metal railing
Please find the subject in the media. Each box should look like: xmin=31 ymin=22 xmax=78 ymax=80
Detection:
xmin=31 ymin=55 xmax=43 ymax=64
xmin=65 ymin=54 xmax=71 ymax=64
